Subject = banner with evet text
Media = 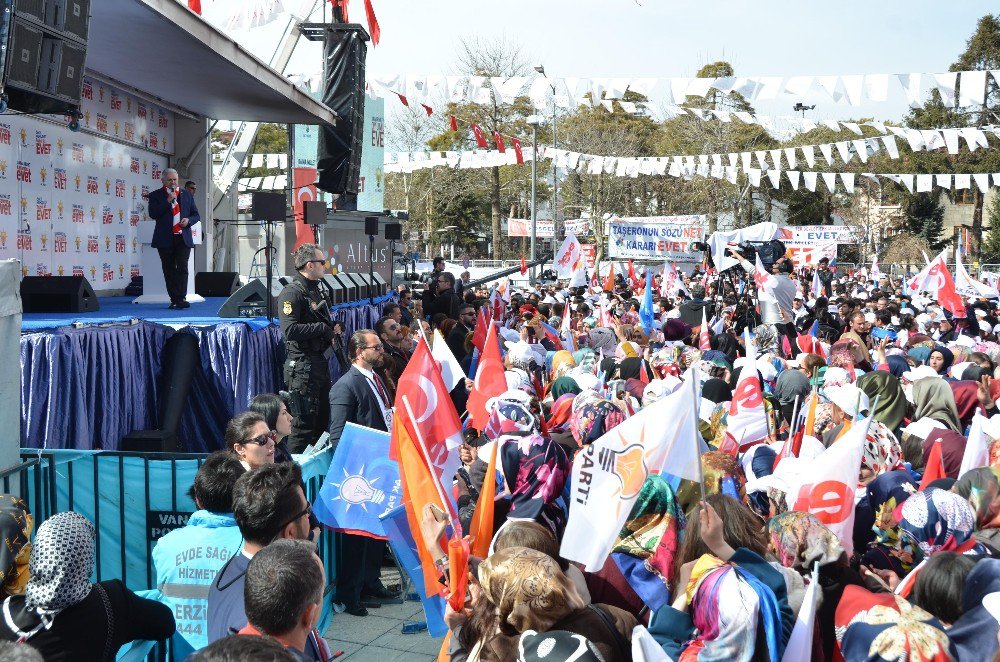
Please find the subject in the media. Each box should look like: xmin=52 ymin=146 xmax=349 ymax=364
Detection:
xmin=607 ymin=215 xmax=706 ymax=261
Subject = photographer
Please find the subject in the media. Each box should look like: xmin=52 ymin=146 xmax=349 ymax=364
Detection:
xmin=726 ymin=246 xmax=799 ymax=356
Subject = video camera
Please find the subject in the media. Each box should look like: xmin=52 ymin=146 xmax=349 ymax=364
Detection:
xmin=730 ymin=239 xmax=788 ymax=272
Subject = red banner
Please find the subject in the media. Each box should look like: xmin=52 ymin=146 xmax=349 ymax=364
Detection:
xmin=292 ymin=167 xmax=318 ymax=252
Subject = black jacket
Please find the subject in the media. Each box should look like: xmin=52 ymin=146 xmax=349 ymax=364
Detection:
xmin=429 ymin=289 xmax=462 ymax=320
xmin=278 ymin=274 xmax=334 ymax=358
xmin=679 ymin=299 xmax=715 ymax=327
xmin=328 ymin=366 xmax=390 ymax=446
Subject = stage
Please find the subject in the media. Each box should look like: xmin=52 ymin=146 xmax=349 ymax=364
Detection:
xmin=20 ymin=293 xmax=394 ymax=451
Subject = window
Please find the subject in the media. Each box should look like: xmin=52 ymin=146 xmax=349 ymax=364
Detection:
xmin=955 ymin=188 xmax=976 ymax=205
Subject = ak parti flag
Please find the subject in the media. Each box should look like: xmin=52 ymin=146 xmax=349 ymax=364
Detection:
xmin=603 ymin=261 xmax=616 ymax=292
xmin=469 ymin=442 xmax=498 ymax=558
xmin=466 ymin=322 xmax=507 ymax=431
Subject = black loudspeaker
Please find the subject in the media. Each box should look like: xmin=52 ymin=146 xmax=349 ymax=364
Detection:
xmin=384 ymin=223 xmax=401 ymax=240
xmin=21 ymin=275 xmax=99 ymax=312
xmin=332 ymin=273 xmax=357 ymax=301
xmin=194 ymin=272 xmax=240 ymax=297
xmin=364 ymin=216 xmax=379 ymax=236
xmin=217 ymin=278 xmax=283 ymax=318
xmin=252 ymin=191 xmax=286 ymax=222
xmin=316 ymin=24 xmax=368 ymax=196
xmin=319 ymin=274 xmax=345 ymax=305
xmin=303 ymin=200 xmax=327 ymax=225
xmin=121 ymin=331 xmax=198 ymax=452
xmin=3 ymin=0 xmax=91 ymax=115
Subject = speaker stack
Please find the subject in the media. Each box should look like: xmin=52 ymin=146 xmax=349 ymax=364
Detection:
xmin=21 ymin=275 xmax=99 ymax=312
xmin=194 ymin=272 xmax=240 ymax=298
xmin=217 ymin=278 xmax=283 ymax=319
xmin=1 ymin=0 xmax=91 ymax=115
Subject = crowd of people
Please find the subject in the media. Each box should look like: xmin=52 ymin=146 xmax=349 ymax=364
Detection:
xmin=4 ymin=246 xmax=1000 ymax=661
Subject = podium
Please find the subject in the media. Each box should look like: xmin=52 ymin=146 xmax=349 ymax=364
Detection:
xmin=133 ymin=221 xmax=205 ymax=305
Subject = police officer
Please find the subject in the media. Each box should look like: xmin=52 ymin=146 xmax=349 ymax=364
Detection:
xmin=278 ymin=243 xmax=335 ymax=454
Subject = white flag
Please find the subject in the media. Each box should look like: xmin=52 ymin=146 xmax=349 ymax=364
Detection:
xmin=789 ymin=416 xmax=869 ymax=555
xmin=227 ymin=0 xmax=289 ymax=30
xmin=781 ymin=564 xmax=820 ymax=662
xmin=553 ymin=233 xmax=583 ymax=278
xmin=569 ymin=263 xmax=589 ymax=288
xmin=871 ymin=255 xmax=883 ymax=280
xmin=955 ymin=245 xmax=1000 ymax=298
xmin=811 ymin=269 xmax=822 ymax=298
xmin=430 ymin=330 xmax=466 ymax=391
xmin=959 ymin=410 xmax=992 ymax=478
xmin=632 ymin=625 xmax=673 ymax=662
xmin=723 ymin=330 xmax=770 ymax=450
xmin=561 ymin=371 xmax=702 ymax=571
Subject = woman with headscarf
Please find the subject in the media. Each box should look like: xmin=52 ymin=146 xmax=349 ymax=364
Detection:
xmin=768 ymin=512 xmax=865 ymax=661
xmin=884 ymin=354 xmax=911 ymax=379
xmin=0 ymin=512 xmax=174 ymax=658
xmin=857 ymin=371 xmax=907 ymax=435
xmin=928 ymin=346 xmax=954 ymax=377
xmin=948 ymin=380 xmax=981 ymax=433
xmin=571 ymin=348 xmax=597 ymax=374
xmin=701 ymin=378 xmax=733 ymax=405
xmin=466 ymin=547 xmax=636 ymax=662
xmin=896 ymin=488 xmax=994 ymax=563
xmin=953 ymin=467 xmax=1000 ymax=549
xmin=859 ymin=471 xmax=921 ymax=577
xmin=834 ymin=585 xmax=956 ymax=662
xmin=774 ymin=368 xmax=810 ymax=426
xmin=487 ymin=392 xmax=571 ymax=539
xmin=921 ymin=427 xmax=967 ymax=480
xmin=549 ymin=376 xmax=580 ymax=401
xmin=911 ymin=377 xmax=962 ymax=433
xmin=546 ymin=393 xmax=578 ymax=456
xmin=569 ymin=398 xmax=625 ymax=447
xmin=549 ymin=350 xmax=576 ymax=382
xmin=0 ymin=496 xmax=31 ymax=602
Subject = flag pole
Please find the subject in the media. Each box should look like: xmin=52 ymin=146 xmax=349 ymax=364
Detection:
xmin=400 ymin=395 xmax=464 ymax=539
xmin=692 ymin=369 xmax=707 ymax=502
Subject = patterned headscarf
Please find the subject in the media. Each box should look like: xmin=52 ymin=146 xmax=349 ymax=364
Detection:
xmin=479 ymin=547 xmax=585 ymax=635
xmin=499 ymin=433 xmax=570 ymax=537
xmin=572 ymin=348 xmax=597 ymax=373
xmin=860 ymin=471 xmax=920 ymax=576
xmin=485 ymin=392 xmax=538 ymax=440
xmin=0 ymin=496 xmax=32 ymax=600
xmin=611 ymin=475 xmax=685 ymax=611
xmin=24 ymin=512 xmax=95 ymax=627
xmin=861 ymin=421 xmax=905 ymax=478
xmin=550 ymin=350 xmax=576 ymax=381
xmin=569 ymin=399 xmax=625 ymax=446
xmin=897 ymin=488 xmax=983 ymax=561
xmin=835 ymin=586 xmax=955 ymax=662
xmin=953 ymin=467 xmax=1000 ymax=532
xmin=768 ymin=511 xmax=845 ymax=571
xmin=753 ymin=324 xmax=779 ymax=355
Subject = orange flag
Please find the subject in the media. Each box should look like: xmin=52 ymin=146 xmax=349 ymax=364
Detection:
xmin=467 ymin=323 xmax=506 ymax=431
xmin=804 ymin=391 xmax=819 ymax=438
xmin=469 ymin=443 xmax=498 ymax=558
xmin=447 ymin=536 xmax=470 ymax=610
xmin=603 ymin=261 xmax=616 ymax=291
xmin=396 ymin=413 xmax=451 ymax=597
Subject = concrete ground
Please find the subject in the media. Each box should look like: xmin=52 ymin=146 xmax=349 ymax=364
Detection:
xmin=322 ymin=565 xmax=443 ymax=661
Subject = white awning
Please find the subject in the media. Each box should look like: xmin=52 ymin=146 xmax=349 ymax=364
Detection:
xmin=87 ymin=0 xmax=336 ymax=125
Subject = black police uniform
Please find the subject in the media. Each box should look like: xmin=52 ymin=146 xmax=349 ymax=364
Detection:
xmin=278 ymin=273 xmax=334 ymax=454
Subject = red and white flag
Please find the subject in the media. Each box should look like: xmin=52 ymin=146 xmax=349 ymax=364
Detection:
xmin=553 ymin=233 xmax=583 ymax=278
xmin=493 ymin=131 xmax=506 ymax=153
xmin=754 ymin=254 xmax=778 ymax=302
xmin=393 ymin=338 xmax=464 ymax=490
xmin=511 ymin=138 xmax=524 ymax=164
xmin=906 ymin=250 xmax=966 ymax=317
xmin=466 ymin=323 xmax=507 ymax=431
xmin=520 ymin=255 xmax=528 ymax=275
xmin=722 ymin=330 xmax=770 ymax=451
xmin=470 ymin=123 xmax=489 ymax=149
xmin=698 ymin=307 xmax=711 ymax=350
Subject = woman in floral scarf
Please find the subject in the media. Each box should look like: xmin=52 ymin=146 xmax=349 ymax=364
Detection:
xmin=834 ymin=585 xmax=955 ymax=661
xmin=953 ymin=467 xmax=1000 ymax=549
xmin=859 ymin=470 xmax=921 ymax=577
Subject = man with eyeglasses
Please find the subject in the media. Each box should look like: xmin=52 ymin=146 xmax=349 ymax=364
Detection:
xmin=207 ymin=462 xmax=324 ymax=657
xmin=428 ymin=271 xmax=462 ymax=320
xmin=447 ymin=304 xmax=477 ymax=362
xmin=375 ymin=315 xmax=409 ymax=382
xmin=278 ymin=243 xmax=336 ymax=454
xmin=327 ymin=330 xmax=396 ymax=615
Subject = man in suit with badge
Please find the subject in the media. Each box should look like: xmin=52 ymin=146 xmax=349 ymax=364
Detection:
xmin=147 ymin=168 xmax=200 ymax=309
xmin=327 ymin=329 xmax=397 ymax=615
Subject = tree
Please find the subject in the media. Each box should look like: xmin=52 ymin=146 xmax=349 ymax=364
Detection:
xmin=981 ymin=193 xmax=1000 ymax=261
xmin=242 ymin=124 xmax=288 ymax=178
xmin=902 ymin=193 xmax=948 ymax=251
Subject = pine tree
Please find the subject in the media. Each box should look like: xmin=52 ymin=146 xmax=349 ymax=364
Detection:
xmin=902 ymin=193 xmax=948 ymax=251
xmin=981 ymin=193 xmax=1000 ymax=260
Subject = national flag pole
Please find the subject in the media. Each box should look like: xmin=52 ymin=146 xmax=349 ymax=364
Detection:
xmin=400 ymin=396 xmax=463 ymax=538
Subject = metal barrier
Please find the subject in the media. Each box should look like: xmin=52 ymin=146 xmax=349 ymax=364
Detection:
xmin=12 ymin=450 xmax=338 ymax=660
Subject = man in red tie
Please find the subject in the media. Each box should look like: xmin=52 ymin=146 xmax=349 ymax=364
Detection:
xmin=147 ymin=168 xmax=200 ymax=309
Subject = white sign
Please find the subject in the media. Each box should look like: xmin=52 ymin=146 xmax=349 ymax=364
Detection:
xmin=779 ymin=225 xmax=860 ymax=267
xmin=357 ymin=95 xmax=385 ymax=213
xmin=507 ymin=217 xmax=591 ymax=238
xmin=607 ymin=215 xmax=706 ymax=260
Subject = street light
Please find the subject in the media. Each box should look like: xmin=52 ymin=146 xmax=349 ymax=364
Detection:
xmin=526 ymin=114 xmax=544 ymax=265
xmin=792 ymin=102 xmax=815 ymax=118
xmin=534 ymin=64 xmax=559 ymax=240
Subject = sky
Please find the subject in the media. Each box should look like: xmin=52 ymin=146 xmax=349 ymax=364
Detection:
xmin=202 ymin=0 xmax=999 ymax=136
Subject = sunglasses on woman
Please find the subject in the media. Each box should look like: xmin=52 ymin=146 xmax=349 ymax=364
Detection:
xmin=245 ymin=430 xmax=277 ymax=446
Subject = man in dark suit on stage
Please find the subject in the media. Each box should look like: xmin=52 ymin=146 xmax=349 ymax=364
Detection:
xmin=328 ymin=329 xmax=396 ymax=616
xmin=147 ymin=168 xmax=200 ymax=309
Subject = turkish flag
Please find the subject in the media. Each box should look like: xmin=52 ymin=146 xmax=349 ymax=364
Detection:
xmin=698 ymin=307 xmax=711 ymax=350
xmin=511 ymin=138 xmax=524 ymax=164
xmin=395 ymin=92 xmax=409 ymax=107
xmin=627 ymin=260 xmax=642 ymax=289
xmin=490 ymin=288 xmax=506 ymax=323
xmin=471 ymin=306 xmax=491 ymax=351
xmin=449 ymin=115 xmax=458 ymax=132
xmin=471 ymin=123 xmax=489 ymax=149
xmin=919 ymin=441 xmax=947 ymax=489
xmin=187 ymin=0 xmax=201 ymax=14
xmin=292 ymin=168 xmax=318 ymax=252
xmin=467 ymin=323 xmax=507 ymax=431
xmin=420 ymin=103 xmax=433 ymax=117
xmin=493 ymin=131 xmax=506 ymax=153
xmin=392 ymin=338 xmax=463 ymax=491
xmin=520 ymin=255 xmax=527 ymax=275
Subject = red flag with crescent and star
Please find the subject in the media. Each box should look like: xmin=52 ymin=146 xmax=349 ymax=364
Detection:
xmin=471 ymin=124 xmax=489 ymax=149
xmin=511 ymin=138 xmax=524 ymax=164
xmin=467 ymin=322 xmax=507 ymax=431
xmin=391 ymin=338 xmax=463 ymax=492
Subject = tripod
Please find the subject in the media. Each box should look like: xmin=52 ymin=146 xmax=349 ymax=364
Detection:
xmin=247 ymin=220 xmax=279 ymax=320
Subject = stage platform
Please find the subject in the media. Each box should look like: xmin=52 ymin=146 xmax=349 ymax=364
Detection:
xmin=20 ymin=292 xmax=395 ymax=452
